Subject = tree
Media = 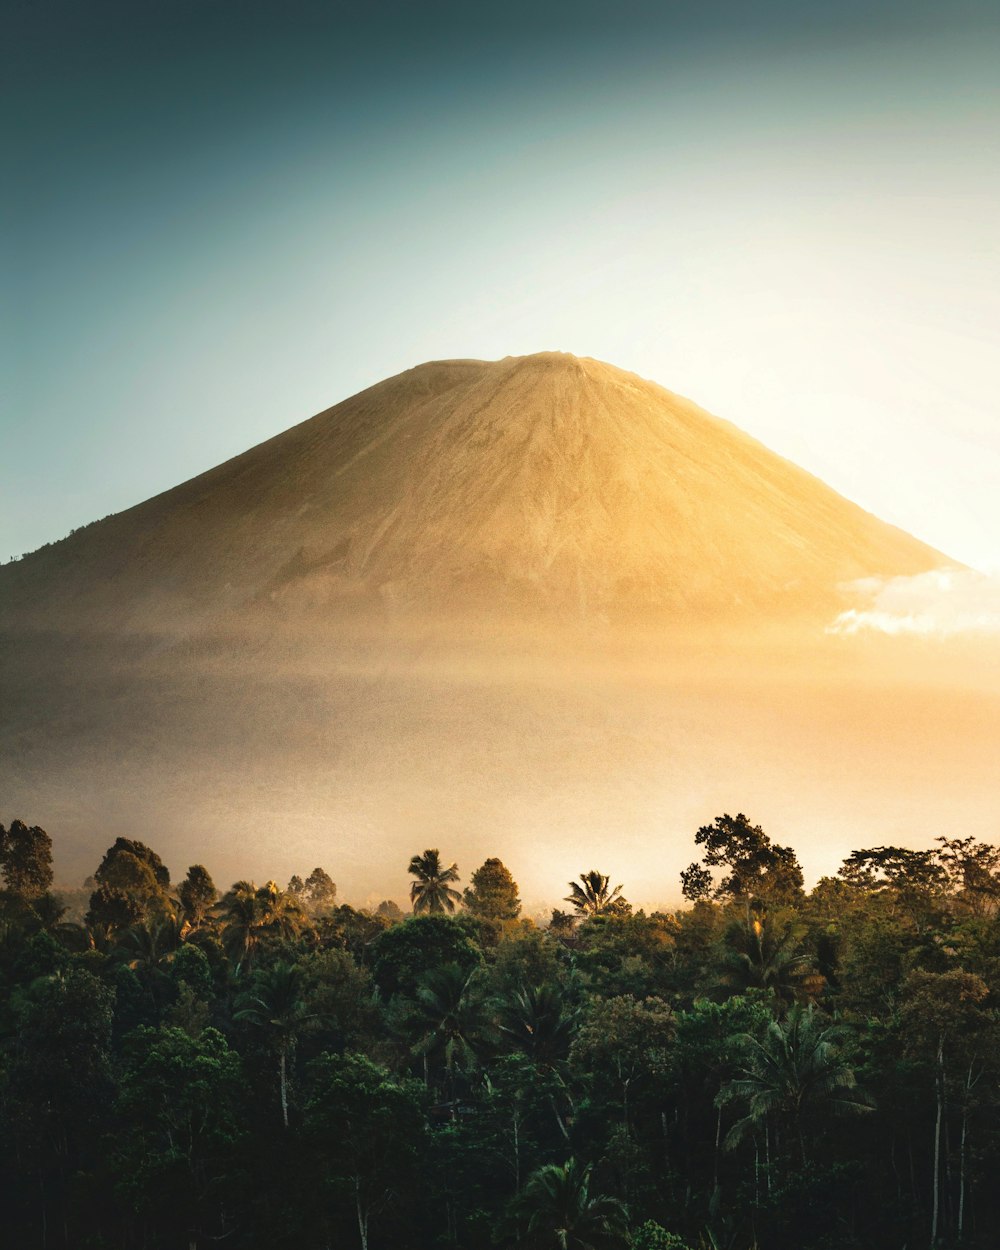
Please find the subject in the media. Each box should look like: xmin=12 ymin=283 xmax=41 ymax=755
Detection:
xmin=95 ymin=836 xmax=170 ymax=889
xmin=497 ymin=982 xmax=579 ymax=1070
xmin=303 ymin=866 xmax=337 ymax=913
xmin=88 ymin=837 xmax=172 ymax=929
xmin=304 ymin=1052 xmax=425 ymax=1250
xmin=0 ymin=819 xmax=53 ymax=899
xmin=934 ymin=836 xmax=1000 ymax=917
xmin=682 ymin=814 xmax=804 ymax=906
xmin=565 ymin=870 xmax=629 ymax=918
xmin=631 ymin=1224 xmax=693 ymax=1250
xmin=839 ymin=845 xmax=946 ymax=896
xmin=899 ymin=968 xmax=990 ymax=1247
xmin=218 ymin=879 xmax=306 ymax=971
xmin=113 ymin=1026 xmax=244 ymax=1245
xmin=86 ymin=883 xmax=145 ymax=936
xmin=234 ymin=960 xmax=316 ymax=1128
xmin=497 ymin=981 xmax=579 ymax=1140
xmin=404 ymin=963 xmax=489 ymax=1094
xmin=5 ymin=966 xmax=115 ymax=1242
xmin=371 ymin=914 xmax=482 ymax=998
xmin=672 ymin=996 xmax=772 ymax=1196
xmin=317 ymin=903 xmax=391 ymax=958
xmin=717 ymin=1003 xmax=872 ymax=1169
xmin=570 ymin=995 xmax=674 ymax=1133
xmin=716 ymin=905 xmax=813 ymax=1005
xmin=375 ymin=899 xmax=404 ymax=921
xmin=516 ymin=1157 xmax=628 ymax=1249
xmin=408 ymin=849 xmax=462 ymax=914
xmin=302 ymin=949 xmax=381 ymax=1053
xmin=178 ymin=864 xmax=217 ymax=929
xmin=119 ymin=915 xmax=185 ymax=980
xmin=464 ymin=857 xmax=521 ymax=921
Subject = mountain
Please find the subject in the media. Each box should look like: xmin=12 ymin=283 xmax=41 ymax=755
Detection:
xmin=1 ymin=353 xmax=943 ymax=634
xmin=4 ymin=352 xmax=988 ymax=903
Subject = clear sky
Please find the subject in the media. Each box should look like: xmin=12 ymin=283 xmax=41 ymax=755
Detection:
xmin=4 ymin=0 xmax=999 ymax=569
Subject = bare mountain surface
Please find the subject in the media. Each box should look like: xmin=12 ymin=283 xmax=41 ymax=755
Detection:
xmin=1 ymin=353 xmax=943 ymax=632
xmin=3 ymin=352 xmax=990 ymax=903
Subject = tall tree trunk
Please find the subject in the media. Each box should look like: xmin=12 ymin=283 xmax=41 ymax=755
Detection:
xmin=354 ymin=1178 xmax=369 ymax=1250
xmin=932 ymin=1034 xmax=944 ymax=1248
xmin=765 ymin=1119 xmax=772 ymax=1195
xmin=959 ymin=1059 xmax=974 ymax=1241
xmin=550 ymin=1096 xmax=570 ymax=1141
xmin=513 ymin=1110 xmax=521 ymax=1193
xmin=279 ymin=1047 xmax=289 ymax=1129
xmin=714 ymin=1103 xmax=722 ymax=1193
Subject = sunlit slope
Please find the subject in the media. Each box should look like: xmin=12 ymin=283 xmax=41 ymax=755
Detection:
xmin=0 ymin=353 xmax=946 ymax=632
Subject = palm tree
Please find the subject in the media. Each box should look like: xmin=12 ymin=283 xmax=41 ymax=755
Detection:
xmin=234 ymin=960 xmax=316 ymax=1128
xmin=219 ymin=880 xmax=306 ymax=972
xmin=564 ymin=871 xmax=627 ymax=918
xmin=497 ymin=982 xmax=579 ymax=1068
xmin=716 ymin=905 xmax=812 ymax=1005
xmin=497 ymin=982 xmax=580 ymax=1140
xmin=408 ymin=849 xmax=462 ymax=914
xmin=518 ymin=1157 xmax=628 ymax=1249
xmin=405 ymin=963 xmax=490 ymax=1093
xmin=717 ymin=1003 xmax=872 ymax=1168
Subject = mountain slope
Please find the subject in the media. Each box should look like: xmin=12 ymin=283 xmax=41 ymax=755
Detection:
xmin=0 ymin=353 xmax=945 ymax=633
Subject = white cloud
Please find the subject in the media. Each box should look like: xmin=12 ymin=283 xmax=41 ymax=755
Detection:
xmin=831 ymin=568 xmax=1000 ymax=637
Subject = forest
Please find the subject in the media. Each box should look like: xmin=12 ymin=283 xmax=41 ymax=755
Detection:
xmin=1 ymin=813 xmax=999 ymax=1250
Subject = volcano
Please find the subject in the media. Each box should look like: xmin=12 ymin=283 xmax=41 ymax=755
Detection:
xmin=4 ymin=353 xmax=990 ymax=904
xmin=2 ymin=353 xmax=943 ymax=632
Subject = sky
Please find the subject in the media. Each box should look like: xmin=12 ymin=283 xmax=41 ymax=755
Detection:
xmin=4 ymin=0 xmax=999 ymax=570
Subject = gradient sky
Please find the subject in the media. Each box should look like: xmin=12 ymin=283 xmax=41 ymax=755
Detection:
xmin=4 ymin=0 xmax=999 ymax=569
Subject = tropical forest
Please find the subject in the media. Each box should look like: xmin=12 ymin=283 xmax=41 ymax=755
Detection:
xmin=2 ymin=813 xmax=999 ymax=1250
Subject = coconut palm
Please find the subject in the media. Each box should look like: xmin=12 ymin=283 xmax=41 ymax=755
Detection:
xmin=518 ymin=1157 xmax=628 ymax=1249
xmin=497 ymin=982 xmax=579 ymax=1069
xmin=405 ymin=963 xmax=490 ymax=1093
xmin=716 ymin=906 xmax=812 ymax=1005
xmin=408 ymin=849 xmax=462 ymax=914
xmin=234 ymin=960 xmax=316 ymax=1128
xmin=497 ymin=981 xmax=580 ymax=1141
xmin=564 ymin=871 xmax=627 ymax=918
xmin=717 ymin=1002 xmax=872 ymax=1167
xmin=218 ymin=879 xmax=306 ymax=972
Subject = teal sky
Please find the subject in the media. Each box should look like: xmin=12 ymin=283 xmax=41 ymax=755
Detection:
xmin=4 ymin=1 xmax=999 ymax=569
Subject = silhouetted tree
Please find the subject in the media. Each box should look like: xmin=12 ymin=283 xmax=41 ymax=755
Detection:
xmin=408 ymin=849 xmax=462 ymax=914
xmin=682 ymin=813 xmax=804 ymax=905
xmin=0 ymin=819 xmax=53 ymax=899
xmin=565 ymin=870 xmax=629 ymax=918
xmin=302 ymin=866 xmax=337 ymax=913
xmin=464 ymin=857 xmax=521 ymax=921
xmin=178 ymin=864 xmax=217 ymax=929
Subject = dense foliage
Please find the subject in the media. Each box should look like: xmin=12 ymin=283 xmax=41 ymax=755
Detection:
xmin=2 ymin=816 xmax=1000 ymax=1249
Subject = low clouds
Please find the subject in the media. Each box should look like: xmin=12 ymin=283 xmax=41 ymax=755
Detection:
xmin=831 ymin=568 xmax=1000 ymax=637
